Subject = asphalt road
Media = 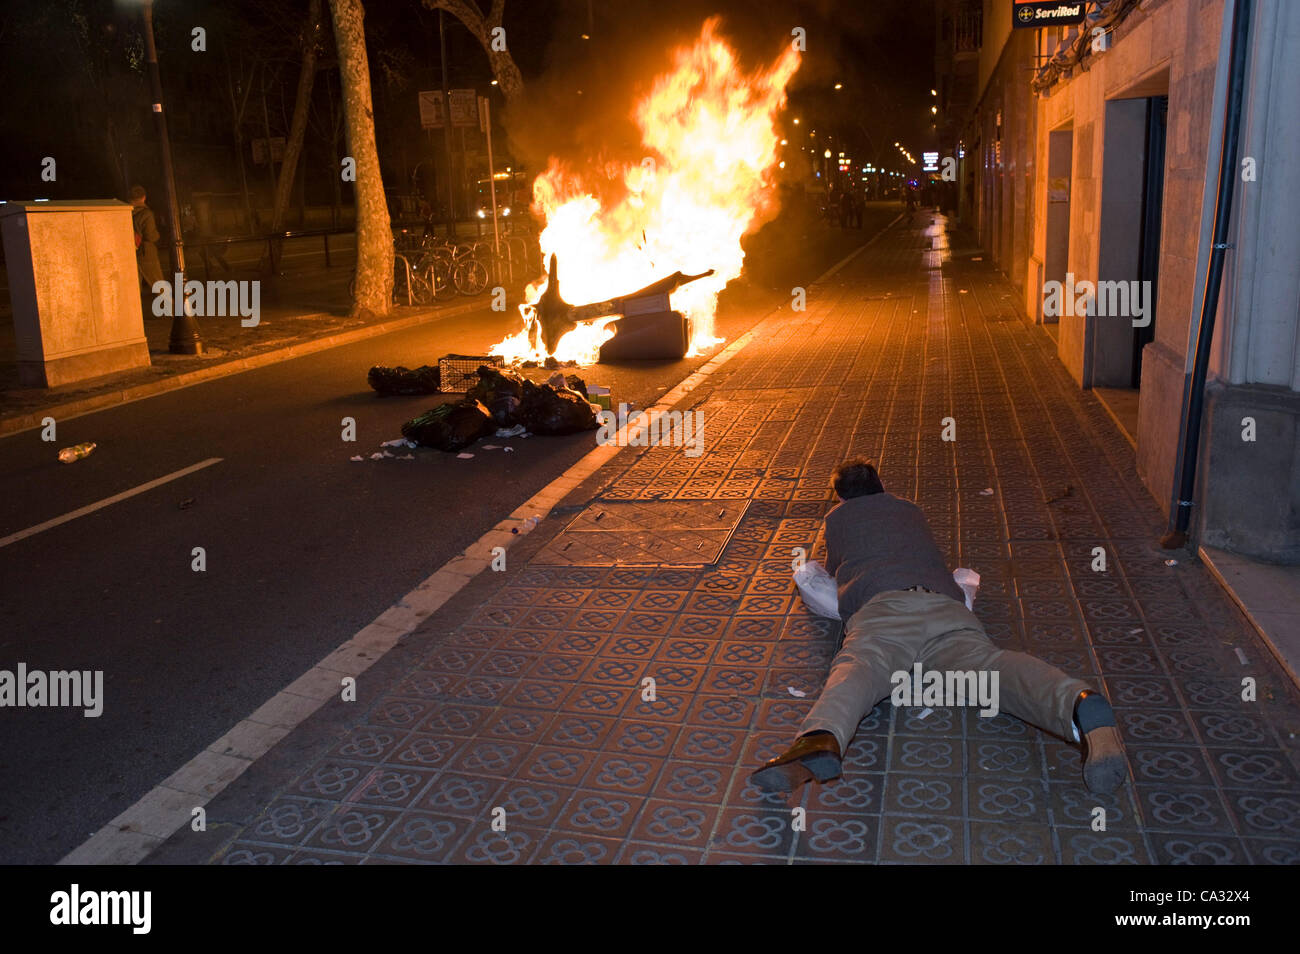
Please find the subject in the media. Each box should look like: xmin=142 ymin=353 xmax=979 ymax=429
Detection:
xmin=0 ymin=204 xmax=898 ymax=864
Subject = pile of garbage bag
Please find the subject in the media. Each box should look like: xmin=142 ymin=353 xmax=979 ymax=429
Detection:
xmin=401 ymin=400 xmax=495 ymax=452
xmin=367 ymin=365 xmax=441 ymax=396
xmin=402 ymin=365 xmax=599 ymax=452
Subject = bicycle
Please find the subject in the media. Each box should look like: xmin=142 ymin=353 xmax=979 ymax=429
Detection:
xmin=348 ymin=252 xmax=435 ymax=306
xmin=424 ymin=238 xmax=489 ymax=296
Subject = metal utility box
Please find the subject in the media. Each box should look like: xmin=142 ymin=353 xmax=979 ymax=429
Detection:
xmin=0 ymin=199 xmax=151 ymax=388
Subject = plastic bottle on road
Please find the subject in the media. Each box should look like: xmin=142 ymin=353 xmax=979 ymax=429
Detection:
xmin=58 ymin=442 xmax=97 ymax=463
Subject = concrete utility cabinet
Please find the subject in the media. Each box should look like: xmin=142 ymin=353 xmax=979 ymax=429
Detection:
xmin=1 ymin=200 xmax=151 ymax=388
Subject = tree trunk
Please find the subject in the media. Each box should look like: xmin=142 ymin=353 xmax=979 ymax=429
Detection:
xmin=329 ymin=0 xmax=392 ymax=317
xmin=271 ymin=0 xmax=324 ymax=235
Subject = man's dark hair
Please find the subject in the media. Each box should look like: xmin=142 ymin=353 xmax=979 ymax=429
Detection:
xmin=129 ymin=185 xmax=146 ymax=201
xmin=832 ymin=458 xmax=885 ymax=498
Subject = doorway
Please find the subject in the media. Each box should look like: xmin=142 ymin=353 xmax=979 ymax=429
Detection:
xmin=1044 ymin=127 xmax=1073 ymax=327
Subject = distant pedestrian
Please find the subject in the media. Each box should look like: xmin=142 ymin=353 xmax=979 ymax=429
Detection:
xmin=129 ymin=185 xmax=164 ymax=312
xmin=839 ymin=190 xmax=853 ymax=230
xmin=182 ymin=202 xmax=231 ymax=278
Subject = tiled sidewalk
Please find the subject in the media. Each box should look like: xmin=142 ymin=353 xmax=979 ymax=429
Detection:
xmin=160 ymin=213 xmax=1300 ymax=864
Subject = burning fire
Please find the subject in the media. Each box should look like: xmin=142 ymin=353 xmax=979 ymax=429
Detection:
xmin=491 ymin=18 xmax=800 ymax=365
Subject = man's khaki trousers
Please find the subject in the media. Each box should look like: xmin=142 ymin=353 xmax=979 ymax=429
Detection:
xmin=800 ymin=589 xmax=1092 ymax=753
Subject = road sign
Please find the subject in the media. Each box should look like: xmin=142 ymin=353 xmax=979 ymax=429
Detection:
xmin=449 ymin=89 xmax=478 ymax=127
xmin=419 ymin=90 xmax=445 ymax=129
xmin=1013 ymin=1 xmax=1086 ymax=29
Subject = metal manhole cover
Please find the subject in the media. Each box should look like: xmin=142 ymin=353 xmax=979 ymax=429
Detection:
xmin=531 ymin=499 xmax=751 ymax=566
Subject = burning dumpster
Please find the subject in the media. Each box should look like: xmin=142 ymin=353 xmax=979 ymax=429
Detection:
xmin=523 ymin=253 xmax=713 ymax=362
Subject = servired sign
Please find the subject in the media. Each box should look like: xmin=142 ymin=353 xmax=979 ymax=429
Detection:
xmin=1013 ymin=1 xmax=1086 ymax=29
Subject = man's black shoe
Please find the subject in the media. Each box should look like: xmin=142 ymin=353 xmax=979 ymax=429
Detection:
xmin=1074 ymin=690 xmax=1128 ymax=794
xmin=1081 ymin=724 xmax=1128 ymax=794
xmin=750 ymin=731 xmax=842 ymax=793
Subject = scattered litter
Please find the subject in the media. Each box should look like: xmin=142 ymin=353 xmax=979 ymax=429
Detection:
xmin=1234 ymin=647 xmax=1249 ymax=665
xmin=382 ymin=451 xmax=395 ymax=458
xmin=398 ymin=454 xmax=414 ymax=460
xmin=57 ymin=442 xmax=96 ymax=463
xmin=1129 ymin=628 xmax=1143 ymax=635
xmin=503 ymin=447 xmax=514 ymax=453
xmin=481 ymin=444 xmax=500 ymax=450
xmin=178 ymin=498 xmax=196 ymax=510
xmin=381 ymin=438 xmax=417 ymax=449
xmin=917 ymin=707 xmax=934 ymax=720
xmin=351 ymin=456 xmax=364 ymax=462
xmin=786 ymin=687 xmax=807 ymax=698
xmin=979 ymin=488 xmax=994 ymax=496
xmin=1046 ymin=485 xmax=1073 ymax=503
xmin=456 ymin=452 xmax=475 ymax=459
xmin=523 ymin=516 xmax=540 ymax=530
xmin=495 ymin=424 xmax=527 ymax=438
xmin=1164 ymin=559 xmax=1179 ymax=566
xmin=971 ymin=256 xmax=983 ymax=261
xmin=369 ymin=453 xmax=385 ymax=460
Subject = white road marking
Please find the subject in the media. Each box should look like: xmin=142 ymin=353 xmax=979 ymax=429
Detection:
xmin=0 ymin=458 xmax=223 ymax=550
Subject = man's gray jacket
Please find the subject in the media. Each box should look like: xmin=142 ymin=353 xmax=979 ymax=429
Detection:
xmin=823 ymin=492 xmax=965 ymax=619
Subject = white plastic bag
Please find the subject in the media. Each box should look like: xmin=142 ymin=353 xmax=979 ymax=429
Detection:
xmin=794 ymin=563 xmax=981 ymax=619
xmin=953 ymin=568 xmax=981 ymax=611
xmin=794 ymin=560 xmax=841 ymax=619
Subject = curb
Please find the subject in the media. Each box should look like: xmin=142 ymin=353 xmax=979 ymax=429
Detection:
xmin=57 ymin=223 xmax=898 ymax=865
xmin=0 ymin=299 xmax=485 ymax=438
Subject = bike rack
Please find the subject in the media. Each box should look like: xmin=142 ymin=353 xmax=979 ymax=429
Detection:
xmin=393 ymin=253 xmax=415 ymax=306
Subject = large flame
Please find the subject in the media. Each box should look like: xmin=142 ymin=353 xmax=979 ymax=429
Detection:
xmin=491 ymin=18 xmax=800 ymax=365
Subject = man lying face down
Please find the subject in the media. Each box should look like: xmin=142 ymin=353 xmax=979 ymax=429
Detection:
xmin=752 ymin=458 xmax=1128 ymax=794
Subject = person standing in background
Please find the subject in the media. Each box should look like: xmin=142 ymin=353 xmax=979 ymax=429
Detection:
xmin=129 ymin=185 xmax=164 ymax=314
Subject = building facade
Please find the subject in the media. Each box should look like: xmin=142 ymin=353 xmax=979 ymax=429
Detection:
xmin=948 ymin=0 xmax=1300 ymax=563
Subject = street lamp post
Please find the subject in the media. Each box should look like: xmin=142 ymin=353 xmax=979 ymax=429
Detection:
xmin=141 ymin=0 xmax=203 ymax=354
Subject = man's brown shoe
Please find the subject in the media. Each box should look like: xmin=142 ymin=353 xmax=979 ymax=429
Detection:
xmin=750 ymin=732 xmax=842 ymax=793
xmin=1081 ymin=725 xmax=1128 ymax=794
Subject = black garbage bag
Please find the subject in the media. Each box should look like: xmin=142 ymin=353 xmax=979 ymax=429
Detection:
xmin=401 ymin=399 xmax=495 ymax=451
xmin=520 ymin=380 xmax=599 ymax=435
xmin=564 ymin=374 xmax=588 ymax=399
xmin=368 ymin=364 xmax=441 ymax=396
xmin=466 ymin=365 xmax=526 ymax=426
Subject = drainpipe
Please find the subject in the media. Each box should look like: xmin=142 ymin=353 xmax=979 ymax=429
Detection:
xmin=1161 ymin=0 xmax=1254 ymax=550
